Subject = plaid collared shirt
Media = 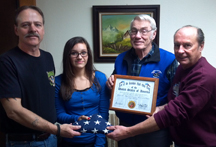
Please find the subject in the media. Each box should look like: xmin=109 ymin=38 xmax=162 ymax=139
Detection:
xmin=130 ymin=45 xmax=178 ymax=83
xmin=131 ymin=46 xmax=155 ymax=76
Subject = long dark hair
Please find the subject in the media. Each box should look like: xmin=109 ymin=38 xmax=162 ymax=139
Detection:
xmin=60 ymin=36 xmax=100 ymax=100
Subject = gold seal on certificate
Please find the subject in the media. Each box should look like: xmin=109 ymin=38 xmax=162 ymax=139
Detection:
xmin=109 ymin=74 xmax=159 ymax=115
xmin=128 ymin=101 xmax=136 ymax=109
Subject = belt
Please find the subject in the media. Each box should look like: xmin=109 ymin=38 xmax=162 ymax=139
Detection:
xmin=7 ymin=133 xmax=50 ymax=141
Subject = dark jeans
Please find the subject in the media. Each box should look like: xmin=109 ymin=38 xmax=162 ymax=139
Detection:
xmin=6 ymin=134 xmax=57 ymax=147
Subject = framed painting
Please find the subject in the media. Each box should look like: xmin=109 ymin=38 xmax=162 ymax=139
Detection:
xmin=92 ymin=5 xmax=160 ymax=62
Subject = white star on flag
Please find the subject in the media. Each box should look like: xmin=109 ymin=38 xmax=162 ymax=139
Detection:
xmin=84 ymin=121 xmax=90 ymax=125
xmin=92 ymin=128 xmax=98 ymax=133
xmin=81 ymin=128 xmax=87 ymax=133
xmin=97 ymin=115 xmax=102 ymax=118
xmin=103 ymin=128 xmax=109 ymax=134
xmin=105 ymin=122 xmax=111 ymax=126
xmin=94 ymin=120 xmax=101 ymax=125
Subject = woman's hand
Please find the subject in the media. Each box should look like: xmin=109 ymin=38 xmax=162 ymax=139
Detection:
xmin=78 ymin=115 xmax=90 ymax=121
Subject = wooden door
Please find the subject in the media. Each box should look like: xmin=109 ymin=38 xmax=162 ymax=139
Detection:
xmin=0 ymin=0 xmax=36 ymax=55
xmin=0 ymin=1 xmax=36 ymax=146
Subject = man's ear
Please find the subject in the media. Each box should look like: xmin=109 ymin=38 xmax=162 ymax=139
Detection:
xmin=14 ymin=25 xmax=18 ymax=36
xmin=151 ymin=30 xmax=157 ymax=40
xmin=199 ymin=42 xmax=204 ymax=52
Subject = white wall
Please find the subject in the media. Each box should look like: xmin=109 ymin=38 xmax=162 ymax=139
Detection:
xmin=36 ymin=0 xmax=216 ymax=77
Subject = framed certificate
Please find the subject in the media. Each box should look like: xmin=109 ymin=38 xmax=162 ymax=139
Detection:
xmin=109 ymin=75 xmax=159 ymax=115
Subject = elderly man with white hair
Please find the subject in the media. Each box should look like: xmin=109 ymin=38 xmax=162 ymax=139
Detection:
xmin=106 ymin=14 xmax=178 ymax=147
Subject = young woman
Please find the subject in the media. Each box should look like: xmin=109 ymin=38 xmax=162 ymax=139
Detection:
xmin=55 ymin=37 xmax=110 ymax=147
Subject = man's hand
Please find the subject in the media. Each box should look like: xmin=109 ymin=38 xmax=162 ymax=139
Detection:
xmin=60 ymin=124 xmax=81 ymax=138
xmin=146 ymin=104 xmax=167 ymax=118
xmin=106 ymin=125 xmax=132 ymax=141
xmin=106 ymin=75 xmax=114 ymax=90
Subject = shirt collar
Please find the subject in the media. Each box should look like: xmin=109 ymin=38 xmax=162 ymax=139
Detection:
xmin=131 ymin=44 xmax=155 ymax=60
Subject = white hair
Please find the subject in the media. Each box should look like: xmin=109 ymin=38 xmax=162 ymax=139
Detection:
xmin=130 ymin=14 xmax=157 ymax=31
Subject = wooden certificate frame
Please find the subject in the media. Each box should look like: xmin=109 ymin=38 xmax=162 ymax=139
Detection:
xmin=110 ymin=75 xmax=159 ymax=115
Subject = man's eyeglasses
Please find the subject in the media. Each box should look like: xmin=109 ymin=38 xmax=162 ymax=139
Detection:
xmin=70 ymin=51 xmax=88 ymax=58
xmin=129 ymin=28 xmax=154 ymax=36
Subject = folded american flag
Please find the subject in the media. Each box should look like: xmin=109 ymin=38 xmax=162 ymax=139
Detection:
xmin=73 ymin=114 xmax=113 ymax=134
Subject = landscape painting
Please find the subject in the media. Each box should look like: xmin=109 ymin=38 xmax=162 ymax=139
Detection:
xmin=100 ymin=14 xmax=137 ymax=57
